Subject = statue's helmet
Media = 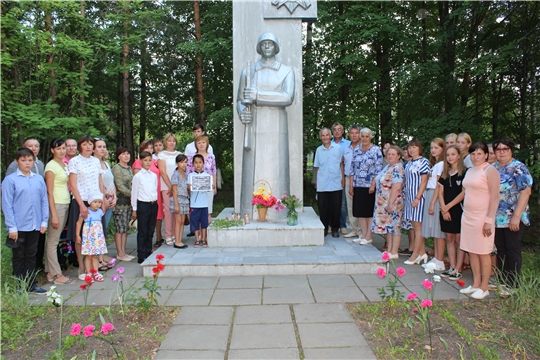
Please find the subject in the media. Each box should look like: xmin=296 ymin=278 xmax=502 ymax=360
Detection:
xmin=256 ymin=32 xmax=280 ymax=55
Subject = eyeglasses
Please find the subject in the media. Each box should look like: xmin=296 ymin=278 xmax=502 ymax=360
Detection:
xmin=495 ymin=147 xmax=511 ymax=153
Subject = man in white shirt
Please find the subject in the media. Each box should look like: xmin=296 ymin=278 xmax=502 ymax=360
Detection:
xmin=184 ymin=124 xmax=214 ymax=156
xmin=131 ymin=152 xmax=158 ymax=263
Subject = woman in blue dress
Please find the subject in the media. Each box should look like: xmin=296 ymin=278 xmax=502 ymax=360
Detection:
xmin=403 ymin=140 xmax=430 ymax=265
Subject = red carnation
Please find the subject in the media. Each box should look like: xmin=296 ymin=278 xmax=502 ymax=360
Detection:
xmin=457 ymin=280 xmax=465 ymax=287
xmin=80 ymin=284 xmax=87 ymax=291
xmin=156 ymin=254 xmax=165 ymax=261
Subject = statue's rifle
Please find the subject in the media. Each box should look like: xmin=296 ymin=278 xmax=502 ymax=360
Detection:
xmin=243 ymin=61 xmax=252 ymax=151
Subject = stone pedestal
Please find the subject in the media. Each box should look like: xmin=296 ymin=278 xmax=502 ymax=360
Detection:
xmin=208 ymin=207 xmax=324 ymax=247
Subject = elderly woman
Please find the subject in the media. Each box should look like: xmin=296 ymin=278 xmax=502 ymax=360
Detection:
xmin=66 ymin=135 xmax=107 ymax=280
xmin=371 ymin=145 xmax=404 ymax=259
xmin=158 ymin=133 xmax=181 ymax=245
xmin=403 ymin=140 xmax=430 ymax=265
xmin=111 ymin=146 xmax=134 ymax=262
xmin=492 ymin=138 xmax=533 ymax=295
xmin=44 ymin=139 xmax=75 ymax=284
xmin=349 ymin=128 xmax=383 ymax=245
xmin=459 ymin=142 xmax=500 ymax=300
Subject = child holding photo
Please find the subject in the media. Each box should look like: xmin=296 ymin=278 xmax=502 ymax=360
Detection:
xmin=187 ymin=154 xmax=213 ymax=248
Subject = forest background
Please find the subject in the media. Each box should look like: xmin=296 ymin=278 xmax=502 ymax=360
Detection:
xmin=2 ymin=0 xmax=539 ymax=187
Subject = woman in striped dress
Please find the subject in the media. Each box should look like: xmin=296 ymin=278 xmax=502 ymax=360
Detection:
xmin=403 ymin=140 xmax=430 ymax=265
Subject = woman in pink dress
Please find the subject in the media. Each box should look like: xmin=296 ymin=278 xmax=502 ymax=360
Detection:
xmin=459 ymin=142 xmax=500 ymax=300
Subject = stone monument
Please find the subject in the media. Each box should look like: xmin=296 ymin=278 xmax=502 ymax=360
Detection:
xmin=233 ymin=0 xmax=317 ymax=221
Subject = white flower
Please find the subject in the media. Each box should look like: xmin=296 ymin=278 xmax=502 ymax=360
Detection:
xmin=433 ymin=275 xmax=441 ymax=282
xmin=423 ymin=262 xmax=436 ymax=274
xmin=54 ymin=297 xmax=62 ymax=305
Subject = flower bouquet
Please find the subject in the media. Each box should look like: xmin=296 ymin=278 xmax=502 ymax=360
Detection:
xmin=274 ymin=192 xmax=302 ymax=226
xmin=252 ymin=182 xmax=277 ymax=221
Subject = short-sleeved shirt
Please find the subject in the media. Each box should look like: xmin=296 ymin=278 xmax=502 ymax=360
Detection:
xmin=313 ymin=143 xmax=342 ymax=192
xmin=44 ymin=160 xmax=70 ymax=204
xmin=68 ymin=155 xmax=102 ymax=202
xmin=187 ymin=171 xmax=213 ymax=208
xmin=171 ymin=171 xmax=189 ymax=199
xmin=350 ymin=144 xmax=383 ymax=188
xmin=158 ymin=150 xmax=181 ymax=191
xmin=343 ymin=143 xmax=354 ymax=177
xmin=493 ymin=159 xmax=533 ymax=227
xmin=187 ymin=154 xmax=217 ymax=175
xmin=427 ymin=161 xmax=444 ymax=189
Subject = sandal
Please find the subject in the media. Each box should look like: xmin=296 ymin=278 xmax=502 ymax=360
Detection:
xmin=53 ymin=275 xmax=76 ymax=285
xmin=98 ymin=261 xmax=109 ymax=272
xmin=93 ymin=272 xmax=104 ymax=282
xmin=202 ymin=240 xmax=208 ymax=248
xmin=462 ymin=263 xmax=471 ymax=271
xmin=194 ymin=240 xmax=201 ymax=248
xmin=154 ymin=239 xmax=164 ymax=248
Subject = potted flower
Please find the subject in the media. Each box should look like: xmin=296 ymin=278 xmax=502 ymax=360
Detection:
xmin=274 ymin=192 xmax=303 ymax=226
xmin=251 ymin=182 xmax=277 ymax=222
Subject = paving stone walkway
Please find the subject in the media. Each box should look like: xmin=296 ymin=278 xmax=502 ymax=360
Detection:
xmin=33 ymin=231 xmax=476 ymax=360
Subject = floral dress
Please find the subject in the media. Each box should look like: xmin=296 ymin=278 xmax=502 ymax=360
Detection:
xmin=169 ymin=170 xmax=190 ymax=215
xmin=81 ymin=208 xmax=107 ymax=255
xmin=371 ymin=163 xmax=405 ymax=235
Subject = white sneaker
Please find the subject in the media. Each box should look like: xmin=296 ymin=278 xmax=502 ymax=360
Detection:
xmin=360 ymin=239 xmax=373 ymax=245
xmin=352 ymin=238 xmax=363 ymax=243
xmin=471 ymin=289 xmax=489 ymax=300
xmin=344 ymin=232 xmax=359 ymax=238
xmin=460 ymin=286 xmax=479 ymax=294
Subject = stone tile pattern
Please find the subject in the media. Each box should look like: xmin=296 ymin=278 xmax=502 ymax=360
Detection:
xmin=156 ymin=303 xmax=376 ymax=360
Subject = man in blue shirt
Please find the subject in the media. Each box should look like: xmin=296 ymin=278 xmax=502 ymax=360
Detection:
xmin=2 ymin=148 xmax=49 ymax=294
xmin=314 ymin=128 xmax=344 ymax=238
xmin=331 ymin=122 xmax=351 ymax=235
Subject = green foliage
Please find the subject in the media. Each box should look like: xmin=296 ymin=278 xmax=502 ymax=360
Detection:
xmin=210 ymin=218 xmax=244 ymax=229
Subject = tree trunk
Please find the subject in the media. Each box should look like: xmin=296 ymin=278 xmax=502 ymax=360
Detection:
xmin=79 ymin=0 xmax=86 ymax=116
xmin=122 ymin=1 xmax=134 ymax=160
xmin=193 ymin=0 xmax=205 ymax=125
xmin=45 ymin=7 xmax=56 ymax=103
xmin=140 ymin=38 xmax=148 ymax=144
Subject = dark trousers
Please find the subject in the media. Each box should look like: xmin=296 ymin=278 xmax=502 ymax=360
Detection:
xmin=12 ymin=231 xmax=40 ymax=289
xmin=36 ymin=232 xmax=46 ymax=271
xmin=495 ymin=222 xmax=525 ymax=288
xmin=317 ymin=190 xmax=342 ymax=232
xmin=340 ymin=188 xmax=347 ymax=229
xmin=137 ymin=201 xmax=158 ymax=262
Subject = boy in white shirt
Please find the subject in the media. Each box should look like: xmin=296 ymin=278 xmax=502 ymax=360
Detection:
xmin=131 ymin=152 xmax=158 ymax=263
xmin=187 ymin=154 xmax=213 ymax=247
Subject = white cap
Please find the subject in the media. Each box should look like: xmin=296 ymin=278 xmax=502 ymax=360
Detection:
xmin=88 ymin=192 xmax=103 ymax=203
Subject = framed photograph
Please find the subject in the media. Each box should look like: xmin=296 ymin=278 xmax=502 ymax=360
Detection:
xmin=191 ymin=174 xmax=212 ymax=191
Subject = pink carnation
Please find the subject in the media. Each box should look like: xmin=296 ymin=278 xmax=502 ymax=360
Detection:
xmin=101 ymin=323 xmax=115 ymax=335
xmin=376 ymin=268 xmax=386 ymax=278
xmin=413 ymin=307 xmax=418 ymax=312
xmin=83 ymin=325 xmax=95 ymax=338
xmin=116 ymin=267 xmax=125 ymax=274
xmin=422 ymin=279 xmax=433 ymax=291
xmin=396 ymin=267 xmax=406 ymax=277
xmin=407 ymin=292 xmax=418 ymax=301
xmin=381 ymin=252 xmax=390 ymax=261
xmin=71 ymin=323 xmax=82 ymax=336
xmin=421 ymin=299 xmax=433 ymax=308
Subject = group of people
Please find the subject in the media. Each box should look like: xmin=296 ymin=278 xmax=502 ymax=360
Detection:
xmin=2 ymin=125 xmax=216 ymax=293
xmin=314 ymin=124 xmax=533 ymax=300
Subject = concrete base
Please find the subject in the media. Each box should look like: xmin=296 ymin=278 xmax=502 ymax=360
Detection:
xmin=208 ymin=207 xmax=324 ymax=248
